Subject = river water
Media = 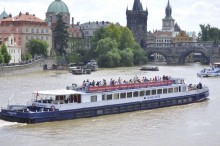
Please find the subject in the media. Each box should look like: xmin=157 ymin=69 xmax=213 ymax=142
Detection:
xmin=0 ymin=64 xmax=220 ymax=146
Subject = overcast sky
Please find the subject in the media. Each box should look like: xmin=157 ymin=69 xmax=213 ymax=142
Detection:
xmin=0 ymin=0 xmax=220 ymax=34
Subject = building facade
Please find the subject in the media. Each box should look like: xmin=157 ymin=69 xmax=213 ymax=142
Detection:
xmin=0 ymin=12 xmax=52 ymax=56
xmin=162 ymin=0 xmax=175 ymax=32
xmin=75 ymin=21 xmax=112 ymax=49
xmin=126 ymin=0 xmax=148 ymax=47
xmin=0 ymin=34 xmax=21 ymax=63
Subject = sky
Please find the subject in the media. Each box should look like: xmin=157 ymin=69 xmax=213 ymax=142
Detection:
xmin=0 ymin=0 xmax=220 ymax=34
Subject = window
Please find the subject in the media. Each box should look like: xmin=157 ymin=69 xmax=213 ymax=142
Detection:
xmin=91 ymin=95 xmax=97 ymax=102
xmin=133 ymin=91 xmax=138 ymax=97
xmin=163 ymin=88 xmax=167 ymax=94
xmin=168 ymin=88 xmax=173 ymax=93
xmin=120 ymin=93 xmax=126 ymax=99
xmin=113 ymin=93 xmax=119 ymax=100
xmin=152 ymin=89 xmax=156 ymax=95
xmin=178 ymin=99 xmax=182 ymax=104
xmin=127 ymin=92 xmax=132 ymax=98
xmin=102 ymin=94 xmax=106 ymax=100
xmin=174 ymin=87 xmax=178 ymax=93
xmin=140 ymin=91 xmax=145 ymax=96
xmin=107 ymin=94 xmax=112 ymax=100
xmin=157 ymin=89 xmax=162 ymax=94
xmin=146 ymin=90 xmax=151 ymax=96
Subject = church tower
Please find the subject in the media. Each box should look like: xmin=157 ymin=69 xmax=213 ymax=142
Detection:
xmin=162 ymin=0 xmax=175 ymax=31
xmin=126 ymin=0 xmax=148 ymax=47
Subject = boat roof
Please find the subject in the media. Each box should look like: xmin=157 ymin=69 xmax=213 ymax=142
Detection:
xmin=33 ymin=90 xmax=85 ymax=96
xmin=214 ymin=62 xmax=220 ymax=65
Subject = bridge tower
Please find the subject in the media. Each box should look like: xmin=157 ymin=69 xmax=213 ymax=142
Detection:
xmin=126 ymin=0 xmax=148 ymax=48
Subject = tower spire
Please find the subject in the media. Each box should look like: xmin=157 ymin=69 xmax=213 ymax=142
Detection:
xmin=132 ymin=0 xmax=143 ymax=11
xmin=165 ymin=0 xmax=172 ymax=18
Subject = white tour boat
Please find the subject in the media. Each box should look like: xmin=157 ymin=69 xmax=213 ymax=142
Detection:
xmin=197 ymin=62 xmax=220 ymax=77
xmin=0 ymin=76 xmax=209 ymax=124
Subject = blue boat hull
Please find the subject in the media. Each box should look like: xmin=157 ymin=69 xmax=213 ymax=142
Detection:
xmin=0 ymin=90 xmax=209 ymax=124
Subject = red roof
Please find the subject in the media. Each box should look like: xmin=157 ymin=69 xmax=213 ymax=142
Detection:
xmin=1 ymin=12 xmax=44 ymax=23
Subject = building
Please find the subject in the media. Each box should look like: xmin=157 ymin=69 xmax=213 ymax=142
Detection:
xmin=126 ymin=0 xmax=148 ymax=47
xmin=68 ymin=27 xmax=84 ymax=53
xmin=45 ymin=0 xmax=70 ymax=26
xmin=162 ymin=0 xmax=175 ymax=32
xmin=75 ymin=21 xmax=112 ymax=49
xmin=0 ymin=12 xmax=52 ymax=55
xmin=173 ymin=30 xmax=193 ymax=44
xmin=0 ymin=34 xmax=21 ymax=63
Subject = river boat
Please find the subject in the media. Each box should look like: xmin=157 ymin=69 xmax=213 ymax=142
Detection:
xmin=0 ymin=76 xmax=209 ymax=124
xmin=197 ymin=62 xmax=220 ymax=77
xmin=140 ymin=66 xmax=159 ymax=71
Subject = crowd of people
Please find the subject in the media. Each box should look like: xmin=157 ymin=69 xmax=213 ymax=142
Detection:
xmin=81 ymin=75 xmax=171 ymax=88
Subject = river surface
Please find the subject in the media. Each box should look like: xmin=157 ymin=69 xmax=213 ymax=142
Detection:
xmin=0 ymin=64 xmax=220 ymax=146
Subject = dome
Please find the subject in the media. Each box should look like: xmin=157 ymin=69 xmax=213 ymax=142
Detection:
xmin=47 ymin=0 xmax=69 ymax=13
xmin=0 ymin=10 xmax=9 ymax=19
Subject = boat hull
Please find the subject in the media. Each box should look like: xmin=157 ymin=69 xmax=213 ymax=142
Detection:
xmin=0 ymin=89 xmax=209 ymax=124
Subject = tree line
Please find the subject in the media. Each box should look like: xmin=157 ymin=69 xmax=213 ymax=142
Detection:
xmin=198 ymin=24 xmax=220 ymax=42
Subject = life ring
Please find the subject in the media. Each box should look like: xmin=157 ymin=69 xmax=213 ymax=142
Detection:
xmin=50 ymin=106 xmax=55 ymax=111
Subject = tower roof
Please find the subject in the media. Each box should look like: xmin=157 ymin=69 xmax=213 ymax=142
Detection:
xmin=0 ymin=10 xmax=9 ymax=19
xmin=132 ymin=0 xmax=143 ymax=11
xmin=165 ymin=0 xmax=172 ymax=19
xmin=47 ymin=0 xmax=69 ymax=13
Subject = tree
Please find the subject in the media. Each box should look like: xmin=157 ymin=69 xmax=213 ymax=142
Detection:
xmin=198 ymin=24 xmax=220 ymax=41
xmin=0 ymin=51 xmax=4 ymax=64
xmin=90 ymin=24 xmax=148 ymax=67
xmin=26 ymin=39 xmax=49 ymax=57
xmin=24 ymin=52 xmax=32 ymax=61
xmin=53 ymin=13 xmax=69 ymax=56
xmin=1 ymin=43 xmax=11 ymax=63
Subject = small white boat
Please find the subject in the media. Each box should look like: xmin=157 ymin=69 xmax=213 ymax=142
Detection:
xmin=197 ymin=63 xmax=220 ymax=77
xmin=140 ymin=66 xmax=159 ymax=71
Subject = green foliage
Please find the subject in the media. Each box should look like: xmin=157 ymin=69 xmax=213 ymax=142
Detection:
xmin=26 ymin=39 xmax=49 ymax=57
xmin=53 ymin=13 xmax=69 ymax=56
xmin=119 ymin=48 xmax=134 ymax=67
xmin=1 ymin=44 xmax=11 ymax=63
xmin=90 ymin=24 xmax=148 ymax=67
xmin=24 ymin=52 xmax=32 ymax=61
xmin=0 ymin=51 xmax=4 ymax=64
xmin=198 ymin=24 xmax=220 ymax=42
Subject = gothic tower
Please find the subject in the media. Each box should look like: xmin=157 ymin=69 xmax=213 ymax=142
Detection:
xmin=162 ymin=0 xmax=175 ymax=31
xmin=126 ymin=0 xmax=148 ymax=47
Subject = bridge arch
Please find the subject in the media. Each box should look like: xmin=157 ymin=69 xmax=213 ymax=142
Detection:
xmin=146 ymin=51 xmax=168 ymax=63
xmin=178 ymin=48 xmax=210 ymax=65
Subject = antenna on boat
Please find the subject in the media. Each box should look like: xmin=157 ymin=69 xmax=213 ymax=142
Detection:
xmin=8 ymin=94 xmax=14 ymax=106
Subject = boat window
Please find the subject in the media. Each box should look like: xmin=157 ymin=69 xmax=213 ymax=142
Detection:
xmin=179 ymin=86 xmax=181 ymax=92
xmin=163 ymin=88 xmax=167 ymax=94
xmin=178 ymin=99 xmax=182 ymax=104
xmin=140 ymin=91 xmax=145 ymax=96
xmin=146 ymin=90 xmax=151 ymax=96
xmin=168 ymin=88 xmax=173 ymax=93
xmin=133 ymin=91 xmax=139 ymax=97
xmin=183 ymin=98 xmax=187 ymax=103
xmin=91 ymin=95 xmax=97 ymax=102
xmin=102 ymin=94 xmax=106 ymax=101
xmin=120 ymin=93 xmax=126 ymax=99
xmin=157 ymin=89 xmax=162 ymax=94
xmin=174 ymin=87 xmax=178 ymax=93
xmin=107 ymin=94 xmax=112 ymax=100
xmin=182 ymin=86 xmax=186 ymax=92
xmin=74 ymin=94 xmax=81 ymax=103
xmin=127 ymin=92 xmax=132 ymax=98
xmin=188 ymin=97 xmax=193 ymax=102
xmin=113 ymin=93 xmax=119 ymax=100
xmin=152 ymin=89 xmax=156 ymax=95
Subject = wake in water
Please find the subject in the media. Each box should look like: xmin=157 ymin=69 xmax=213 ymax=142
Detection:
xmin=0 ymin=120 xmax=26 ymax=128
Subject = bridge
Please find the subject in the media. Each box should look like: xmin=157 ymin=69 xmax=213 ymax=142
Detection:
xmin=144 ymin=42 xmax=220 ymax=65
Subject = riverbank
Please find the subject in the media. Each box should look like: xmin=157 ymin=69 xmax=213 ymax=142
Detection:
xmin=0 ymin=58 xmax=56 ymax=76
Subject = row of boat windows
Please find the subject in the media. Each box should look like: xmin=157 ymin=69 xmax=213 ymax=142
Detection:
xmin=90 ymin=86 xmax=186 ymax=102
xmin=75 ymin=97 xmax=194 ymax=118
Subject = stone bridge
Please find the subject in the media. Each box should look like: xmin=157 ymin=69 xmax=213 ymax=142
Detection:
xmin=144 ymin=42 xmax=220 ymax=65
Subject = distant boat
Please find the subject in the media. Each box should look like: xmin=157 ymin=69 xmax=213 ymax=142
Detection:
xmin=197 ymin=62 xmax=220 ymax=77
xmin=140 ymin=66 xmax=159 ymax=71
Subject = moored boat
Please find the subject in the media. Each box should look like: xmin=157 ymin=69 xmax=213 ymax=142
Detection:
xmin=0 ymin=76 xmax=209 ymax=124
xmin=140 ymin=66 xmax=159 ymax=71
xmin=197 ymin=62 xmax=220 ymax=77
